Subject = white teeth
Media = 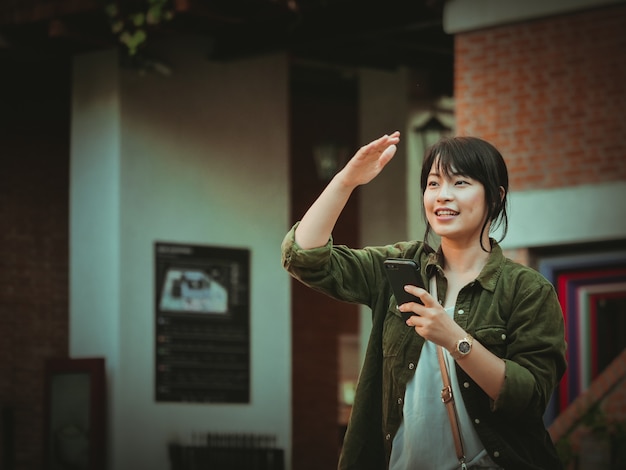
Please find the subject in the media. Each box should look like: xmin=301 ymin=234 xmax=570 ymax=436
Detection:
xmin=437 ymin=210 xmax=458 ymax=216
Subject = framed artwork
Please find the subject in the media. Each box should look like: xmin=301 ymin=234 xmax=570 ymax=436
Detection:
xmin=537 ymin=249 xmax=626 ymax=422
xmin=155 ymin=242 xmax=251 ymax=403
xmin=43 ymin=357 xmax=106 ymax=470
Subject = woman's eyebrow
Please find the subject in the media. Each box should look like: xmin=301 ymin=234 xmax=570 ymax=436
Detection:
xmin=430 ymin=168 xmax=464 ymax=177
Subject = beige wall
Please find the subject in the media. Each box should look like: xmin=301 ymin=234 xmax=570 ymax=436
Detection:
xmin=71 ymin=39 xmax=291 ymax=470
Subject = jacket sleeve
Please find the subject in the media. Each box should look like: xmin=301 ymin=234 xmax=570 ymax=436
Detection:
xmin=281 ymin=222 xmax=394 ymax=307
xmin=492 ymin=271 xmax=567 ymax=418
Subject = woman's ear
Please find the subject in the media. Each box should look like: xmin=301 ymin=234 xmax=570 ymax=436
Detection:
xmin=499 ymin=186 xmax=506 ymax=202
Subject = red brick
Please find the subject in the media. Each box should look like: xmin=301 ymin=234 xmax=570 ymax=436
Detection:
xmin=455 ymin=4 xmax=626 ymax=191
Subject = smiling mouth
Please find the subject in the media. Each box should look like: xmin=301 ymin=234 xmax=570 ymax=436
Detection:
xmin=436 ymin=210 xmax=459 ymax=216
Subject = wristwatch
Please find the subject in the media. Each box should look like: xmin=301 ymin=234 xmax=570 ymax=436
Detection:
xmin=451 ymin=334 xmax=473 ymax=360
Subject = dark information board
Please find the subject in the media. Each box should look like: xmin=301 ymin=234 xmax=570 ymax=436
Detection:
xmin=154 ymin=242 xmax=250 ymax=403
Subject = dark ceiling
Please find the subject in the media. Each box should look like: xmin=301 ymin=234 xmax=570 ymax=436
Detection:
xmin=0 ymin=0 xmax=453 ymax=91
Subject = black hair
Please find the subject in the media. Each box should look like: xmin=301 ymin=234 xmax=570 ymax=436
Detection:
xmin=420 ymin=136 xmax=509 ymax=251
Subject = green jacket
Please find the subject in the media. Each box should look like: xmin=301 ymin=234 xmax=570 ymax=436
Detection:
xmin=281 ymin=223 xmax=567 ymax=470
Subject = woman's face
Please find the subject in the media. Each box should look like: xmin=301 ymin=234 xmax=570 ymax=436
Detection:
xmin=423 ymin=160 xmax=489 ymax=243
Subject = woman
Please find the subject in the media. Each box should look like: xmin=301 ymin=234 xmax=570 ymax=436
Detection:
xmin=281 ymin=132 xmax=566 ymax=469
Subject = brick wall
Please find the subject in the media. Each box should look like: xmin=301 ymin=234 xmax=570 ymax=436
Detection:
xmin=289 ymin=67 xmax=360 ymax=470
xmin=0 ymin=56 xmax=70 ymax=469
xmin=454 ymin=4 xmax=626 ymax=191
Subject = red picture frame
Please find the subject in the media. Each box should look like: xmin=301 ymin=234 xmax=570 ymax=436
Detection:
xmin=43 ymin=357 xmax=106 ymax=470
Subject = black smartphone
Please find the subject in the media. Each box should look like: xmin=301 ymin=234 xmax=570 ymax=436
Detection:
xmin=383 ymin=258 xmax=424 ymax=319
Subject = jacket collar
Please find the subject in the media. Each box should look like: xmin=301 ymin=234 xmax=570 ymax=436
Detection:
xmin=423 ymin=239 xmax=506 ymax=293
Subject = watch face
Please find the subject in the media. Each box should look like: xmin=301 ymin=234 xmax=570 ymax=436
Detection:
xmin=458 ymin=340 xmax=471 ymax=354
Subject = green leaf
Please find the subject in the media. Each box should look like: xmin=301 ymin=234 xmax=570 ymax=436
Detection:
xmin=147 ymin=6 xmax=163 ymax=24
xmin=120 ymin=29 xmax=147 ymax=56
xmin=132 ymin=13 xmax=146 ymax=27
xmin=111 ymin=20 xmax=124 ymax=34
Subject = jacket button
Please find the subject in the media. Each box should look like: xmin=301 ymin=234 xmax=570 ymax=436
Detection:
xmin=501 ymin=333 xmax=507 ymax=340
xmin=457 ymin=309 xmax=465 ymax=315
xmin=493 ymin=451 xmax=500 ymax=458
xmin=463 ymin=382 xmax=470 ymax=388
xmin=397 ymin=398 xmax=403 ymax=405
xmin=408 ymin=363 xmax=415 ymax=370
xmin=385 ymin=433 xmax=391 ymax=440
xmin=474 ymin=418 xmax=480 ymax=424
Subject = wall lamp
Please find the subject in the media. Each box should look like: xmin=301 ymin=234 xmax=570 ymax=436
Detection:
xmin=313 ymin=140 xmax=349 ymax=182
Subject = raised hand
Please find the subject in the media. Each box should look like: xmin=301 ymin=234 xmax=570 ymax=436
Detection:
xmin=336 ymin=131 xmax=401 ymax=188
xmin=294 ymin=131 xmax=400 ymax=249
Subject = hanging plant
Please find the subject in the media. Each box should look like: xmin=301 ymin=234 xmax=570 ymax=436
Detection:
xmin=105 ymin=0 xmax=175 ymax=56
xmin=555 ymin=405 xmax=626 ymax=468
